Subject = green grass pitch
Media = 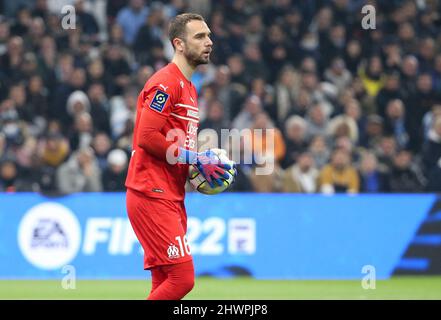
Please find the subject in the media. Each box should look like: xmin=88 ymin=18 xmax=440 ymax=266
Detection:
xmin=0 ymin=277 xmax=440 ymax=300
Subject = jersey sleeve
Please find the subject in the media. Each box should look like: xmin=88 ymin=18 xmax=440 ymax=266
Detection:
xmin=141 ymin=76 xmax=179 ymax=118
xmin=136 ymin=76 xmax=180 ymax=161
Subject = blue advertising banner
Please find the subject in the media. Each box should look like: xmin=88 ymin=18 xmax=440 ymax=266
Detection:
xmin=0 ymin=193 xmax=435 ymax=280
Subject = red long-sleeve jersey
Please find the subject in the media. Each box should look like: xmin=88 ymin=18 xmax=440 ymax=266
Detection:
xmin=125 ymin=63 xmax=199 ymax=201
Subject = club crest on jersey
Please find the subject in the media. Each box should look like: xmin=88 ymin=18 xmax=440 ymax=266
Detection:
xmin=167 ymin=243 xmax=180 ymax=259
xmin=149 ymin=90 xmax=169 ymax=113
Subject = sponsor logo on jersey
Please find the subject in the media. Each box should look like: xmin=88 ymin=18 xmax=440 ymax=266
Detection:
xmin=159 ymin=84 xmax=168 ymax=91
xmin=149 ymin=90 xmax=169 ymax=113
xmin=167 ymin=243 xmax=180 ymax=259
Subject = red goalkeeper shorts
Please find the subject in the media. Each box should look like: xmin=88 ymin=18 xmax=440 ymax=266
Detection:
xmin=126 ymin=188 xmax=193 ymax=269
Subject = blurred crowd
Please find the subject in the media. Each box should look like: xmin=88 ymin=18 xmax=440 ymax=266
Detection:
xmin=0 ymin=0 xmax=441 ymax=194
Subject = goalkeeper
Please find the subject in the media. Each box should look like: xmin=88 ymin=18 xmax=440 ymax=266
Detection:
xmin=125 ymin=13 xmax=230 ymax=300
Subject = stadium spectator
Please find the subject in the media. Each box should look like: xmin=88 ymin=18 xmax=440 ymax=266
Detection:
xmin=231 ymin=95 xmax=262 ymax=131
xmin=32 ymin=0 xmax=49 ymax=21
xmin=344 ymin=39 xmax=362 ymax=76
xmin=106 ymin=0 xmax=127 ymax=25
xmin=281 ymin=152 xmax=319 ymax=193
xmin=359 ymin=115 xmax=382 ymax=150
xmin=422 ymin=117 xmax=441 ymax=174
xmin=35 ymin=132 xmax=70 ymax=192
xmin=243 ymin=42 xmax=268 ymax=83
xmin=251 ymin=111 xmax=286 ymax=166
xmin=433 ymin=54 xmax=441 ymax=94
xmin=14 ymin=135 xmax=38 ymax=178
xmin=116 ymin=0 xmax=148 ymax=46
xmin=400 ymin=55 xmax=419 ymax=99
xmin=343 ymin=98 xmax=364 ymax=134
xmin=417 ymin=37 xmax=436 ymax=72
xmin=359 ymin=55 xmax=385 ymax=98
xmin=260 ymin=23 xmax=294 ymax=83
xmin=358 ymin=151 xmax=390 ymax=193
xmin=376 ymin=71 xmax=402 ymax=119
xmin=69 ymin=111 xmax=94 ymax=151
xmin=398 ymin=22 xmax=418 ymax=55
xmin=248 ymin=155 xmax=283 ymax=193
xmin=114 ymin=117 xmax=134 ymax=157
xmin=324 ymin=57 xmax=352 ymax=94
xmin=406 ymin=73 xmax=441 ymax=149
xmin=91 ymin=132 xmax=112 ymax=171
xmin=305 ymin=102 xmax=328 ymax=140
xmin=383 ymin=99 xmax=412 ymax=150
xmin=132 ymin=65 xmax=154 ymax=90
xmin=86 ymin=58 xmax=108 ymax=90
xmin=56 ymin=146 xmax=102 ymax=193
xmin=199 ymin=100 xmax=229 ymax=149
xmin=102 ymin=148 xmax=128 ymax=191
xmin=110 ymin=87 xmax=137 ymax=139
xmin=326 ymin=113 xmax=359 ymax=145
xmin=249 ymin=77 xmax=275 ymax=122
xmin=74 ymin=0 xmax=99 ymax=43
xmin=282 ymin=115 xmax=308 ymax=169
xmin=87 ymin=83 xmax=111 ymax=135
xmin=37 ymin=35 xmax=57 ymax=88
xmin=10 ymin=5 xmax=32 ymax=37
xmin=334 ymin=135 xmax=360 ymax=164
xmin=0 ymin=99 xmax=24 ymax=149
xmin=27 ymin=74 xmax=49 ymax=122
xmin=388 ymin=149 xmax=424 ymax=193
xmin=133 ymin=4 xmax=166 ymax=65
xmin=38 ymin=132 xmax=70 ymax=168
xmin=0 ymin=158 xmax=30 ymax=192
xmin=423 ymin=104 xmax=441 ymax=140
xmin=274 ymin=65 xmax=299 ymax=125
xmin=9 ymin=82 xmax=32 ymax=124
xmin=426 ymin=158 xmax=441 ymax=192
xmin=103 ymin=43 xmax=131 ymax=96
xmin=51 ymin=67 xmax=87 ymax=127
xmin=308 ymin=135 xmax=330 ymax=169
xmin=0 ymin=36 xmax=24 ymax=81
xmin=318 ymin=148 xmax=359 ymax=194
xmin=290 ymin=88 xmax=312 ymax=118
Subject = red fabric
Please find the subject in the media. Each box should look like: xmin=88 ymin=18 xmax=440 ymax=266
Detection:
xmin=147 ymin=260 xmax=195 ymax=300
xmin=136 ymin=108 xmax=177 ymax=161
xmin=125 ymin=62 xmax=199 ymax=201
xmin=150 ymin=267 xmax=167 ymax=294
xmin=126 ymin=188 xmax=192 ymax=270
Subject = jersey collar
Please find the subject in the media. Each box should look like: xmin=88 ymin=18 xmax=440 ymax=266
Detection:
xmin=169 ymin=62 xmax=193 ymax=87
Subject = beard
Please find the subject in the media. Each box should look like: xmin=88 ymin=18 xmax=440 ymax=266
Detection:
xmin=184 ymin=47 xmax=210 ymax=67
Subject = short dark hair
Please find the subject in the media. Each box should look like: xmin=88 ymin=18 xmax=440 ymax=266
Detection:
xmin=168 ymin=13 xmax=204 ymax=48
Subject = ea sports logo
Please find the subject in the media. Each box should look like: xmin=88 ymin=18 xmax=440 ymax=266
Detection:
xmin=18 ymin=203 xmax=81 ymax=270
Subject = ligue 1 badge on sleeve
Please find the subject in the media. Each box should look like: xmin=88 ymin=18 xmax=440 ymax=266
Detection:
xmin=149 ymin=90 xmax=169 ymax=113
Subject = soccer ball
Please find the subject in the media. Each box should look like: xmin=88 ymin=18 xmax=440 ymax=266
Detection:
xmin=188 ymin=148 xmax=237 ymax=195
